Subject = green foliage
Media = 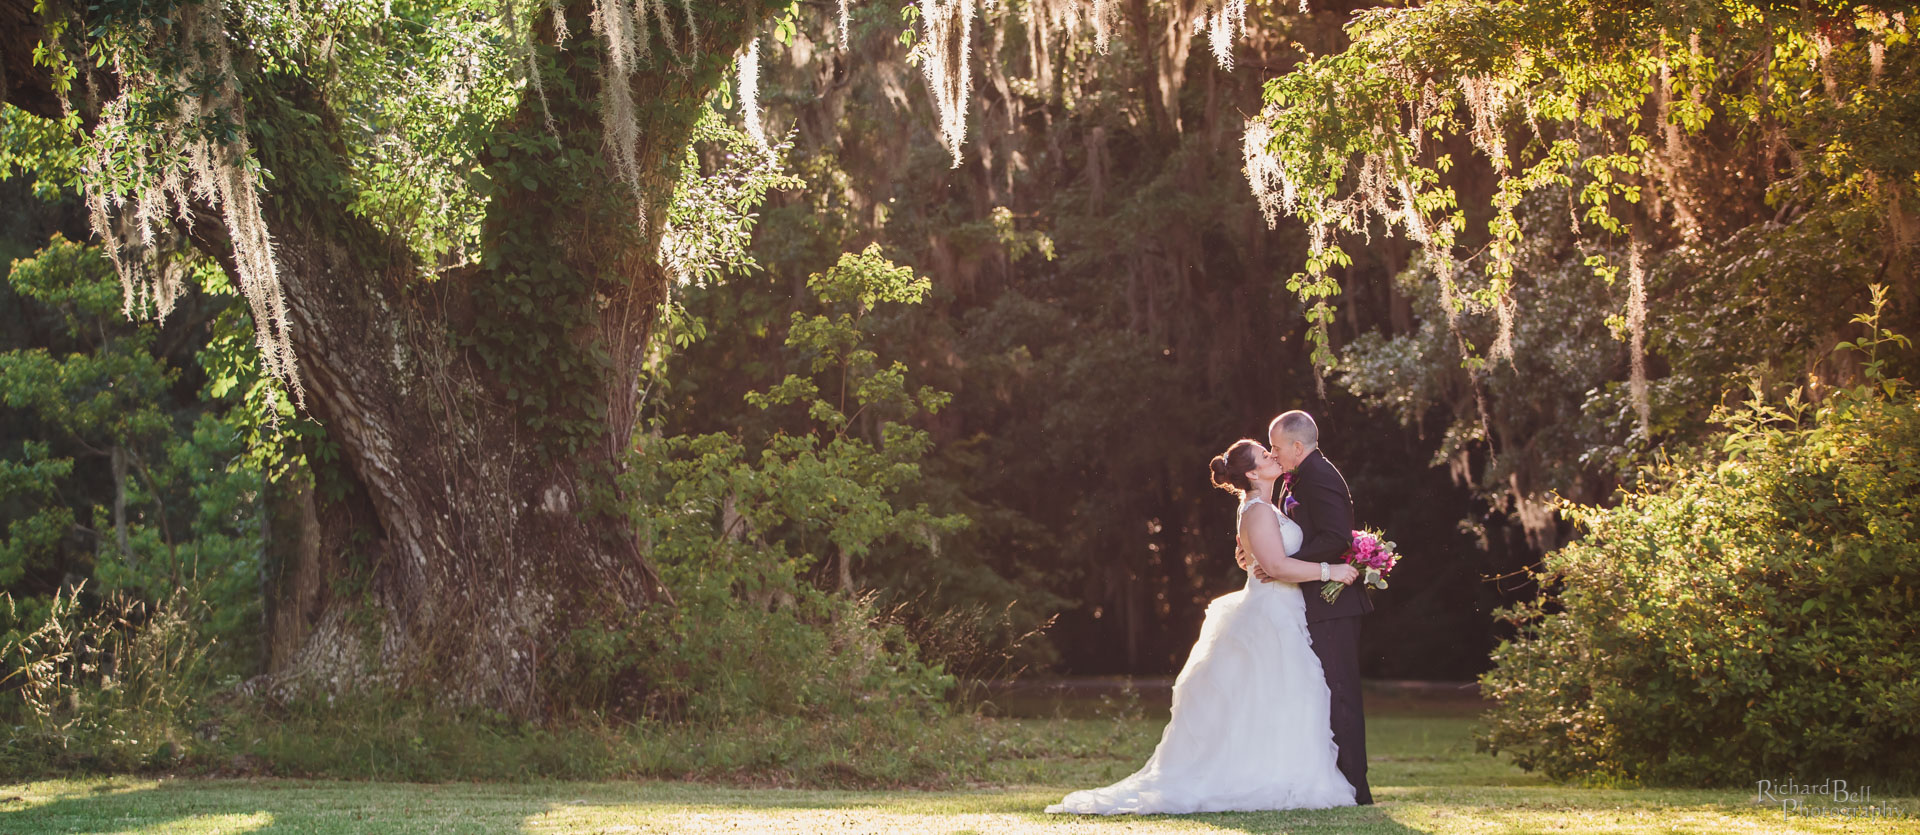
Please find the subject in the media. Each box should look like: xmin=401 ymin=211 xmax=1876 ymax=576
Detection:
xmin=324 ymin=0 xmax=524 ymax=266
xmin=1338 ymin=217 xmax=1630 ymax=487
xmin=0 ymin=232 xmax=310 ymax=704
xmin=745 ymin=245 xmax=946 ymax=429
xmin=554 ymin=248 xmax=961 ymax=722
xmin=469 ymin=102 xmax=798 ymax=456
xmin=0 ymin=443 xmax=73 ymax=590
xmin=685 ymin=3 xmax=1417 ymax=678
xmin=193 ymin=263 xmax=323 ymax=482
xmin=1 ymin=237 xmax=176 ymax=594
xmin=1338 ymin=184 xmax=1920 ymax=546
xmin=1654 ymin=198 xmax=1920 ymax=415
xmin=26 ymin=0 xmax=519 ymax=272
xmin=656 ymin=189 xmax=1082 ymax=669
xmin=662 ymin=104 xmax=805 ymax=286
xmin=1317 ymin=0 xmax=1920 ymax=556
xmin=0 ymin=237 xmax=177 ymax=438
xmin=0 ymin=106 xmax=82 ymax=199
xmin=1249 ymin=0 xmax=1920 ymax=376
xmin=1478 ymin=292 xmax=1920 ymax=786
xmin=44 ymin=0 xmax=253 ymax=202
xmin=468 ymin=125 xmax=614 ymax=452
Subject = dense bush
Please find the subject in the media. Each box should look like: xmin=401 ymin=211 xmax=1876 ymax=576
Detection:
xmin=1479 ymin=292 xmax=1920 ymax=787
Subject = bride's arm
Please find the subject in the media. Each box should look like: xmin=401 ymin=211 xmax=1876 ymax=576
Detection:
xmin=1240 ymin=507 xmax=1357 ymax=584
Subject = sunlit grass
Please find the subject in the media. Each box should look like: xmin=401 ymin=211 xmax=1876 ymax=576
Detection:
xmin=4 ymin=709 xmax=1915 ymax=833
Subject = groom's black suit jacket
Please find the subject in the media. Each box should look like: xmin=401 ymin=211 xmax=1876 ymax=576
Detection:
xmin=1286 ymin=447 xmax=1374 ymax=804
xmin=1287 ymin=448 xmax=1373 ymax=623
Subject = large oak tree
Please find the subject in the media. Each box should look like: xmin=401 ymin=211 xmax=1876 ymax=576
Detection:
xmin=2 ymin=0 xmax=789 ymax=715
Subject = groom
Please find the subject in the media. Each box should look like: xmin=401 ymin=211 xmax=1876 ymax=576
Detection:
xmin=1255 ymin=410 xmax=1374 ymax=805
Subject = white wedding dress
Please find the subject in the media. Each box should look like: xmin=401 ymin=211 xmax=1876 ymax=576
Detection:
xmin=1046 ymin=497 xmax=1356 ymax=815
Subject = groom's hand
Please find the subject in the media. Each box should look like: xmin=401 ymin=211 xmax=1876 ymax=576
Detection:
xmin=1236 ymin=545 xmax=1277 ymax=583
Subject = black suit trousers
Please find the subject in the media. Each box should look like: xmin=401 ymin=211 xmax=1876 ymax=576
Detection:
xmin=1307 ymin=613 xmax=1372 ymax=805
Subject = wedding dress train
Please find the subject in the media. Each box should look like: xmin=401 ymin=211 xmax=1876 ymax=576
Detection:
xmin=1045 ymin=497 xmax=1355 ymax=814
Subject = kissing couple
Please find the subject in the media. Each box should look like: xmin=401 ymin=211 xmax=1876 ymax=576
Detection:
xmin=1047 ymin=410 xmax=1375 ymax=814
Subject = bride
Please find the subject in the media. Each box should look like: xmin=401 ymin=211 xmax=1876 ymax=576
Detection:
xmin=1045 ymin=439 xmax=1359 ymax=815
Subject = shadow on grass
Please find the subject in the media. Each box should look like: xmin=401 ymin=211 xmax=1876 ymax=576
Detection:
xmin=524 ymin=786 xmax=1436 ymax=834
xmin=17 ymin=777 xmax=1912 ymax=834
xmin=1 ymin=779 xmax=548 ymax=834
xmin=0 ymin=712 xmax=1505 ymax=833
xmin=0 ymin=709 xmax=1555 ymax=834
xmin=0 ymin=778 xmax=1442 ymax=834
xmin=1031 ymin=806 xmax=1428 ymax=834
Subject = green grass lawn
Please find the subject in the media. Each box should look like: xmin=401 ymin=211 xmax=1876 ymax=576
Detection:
xmin=4 ymin=711 xmax=1916 ymax=833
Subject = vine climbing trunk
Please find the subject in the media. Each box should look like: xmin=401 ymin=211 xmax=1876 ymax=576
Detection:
xmin=243 ymin=187 xmax=671 ymax=715
xmin=0 ymin=0 xmax=779 ymax=716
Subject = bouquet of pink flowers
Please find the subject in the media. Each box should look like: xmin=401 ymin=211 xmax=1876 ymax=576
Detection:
xmin=1320 ymin=529 xmax=1399 ymax=603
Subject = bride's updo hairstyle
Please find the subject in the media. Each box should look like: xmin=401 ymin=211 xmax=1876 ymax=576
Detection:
xmin=1208 ymin=439 xmax=1264 ymax=495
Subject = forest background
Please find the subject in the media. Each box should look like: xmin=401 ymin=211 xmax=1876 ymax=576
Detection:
xmin=2 ymin=0 xmax=1916 ymax=788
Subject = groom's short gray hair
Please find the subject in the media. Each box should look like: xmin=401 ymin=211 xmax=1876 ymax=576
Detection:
xmin=1270 ymin=410 xmax=1319 ymax=447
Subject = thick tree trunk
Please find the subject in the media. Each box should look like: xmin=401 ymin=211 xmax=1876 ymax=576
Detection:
xmin=2 ymin=0 xmax=777 ymax=716
xmin=254 ymin=204 xmax=666 ymax=714
xmin=237 ymin=1 xmax=774 ymax=714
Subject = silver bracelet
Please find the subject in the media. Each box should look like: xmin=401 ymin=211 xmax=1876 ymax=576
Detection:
xmin=1320 ymin=563 xmax=1330 ymax=582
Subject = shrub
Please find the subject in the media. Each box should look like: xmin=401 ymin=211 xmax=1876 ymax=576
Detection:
xmin=1479 ymin=288 xmax=1920 ymax=787
xmin=550 ymin=247 xmax=963 ymax=722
